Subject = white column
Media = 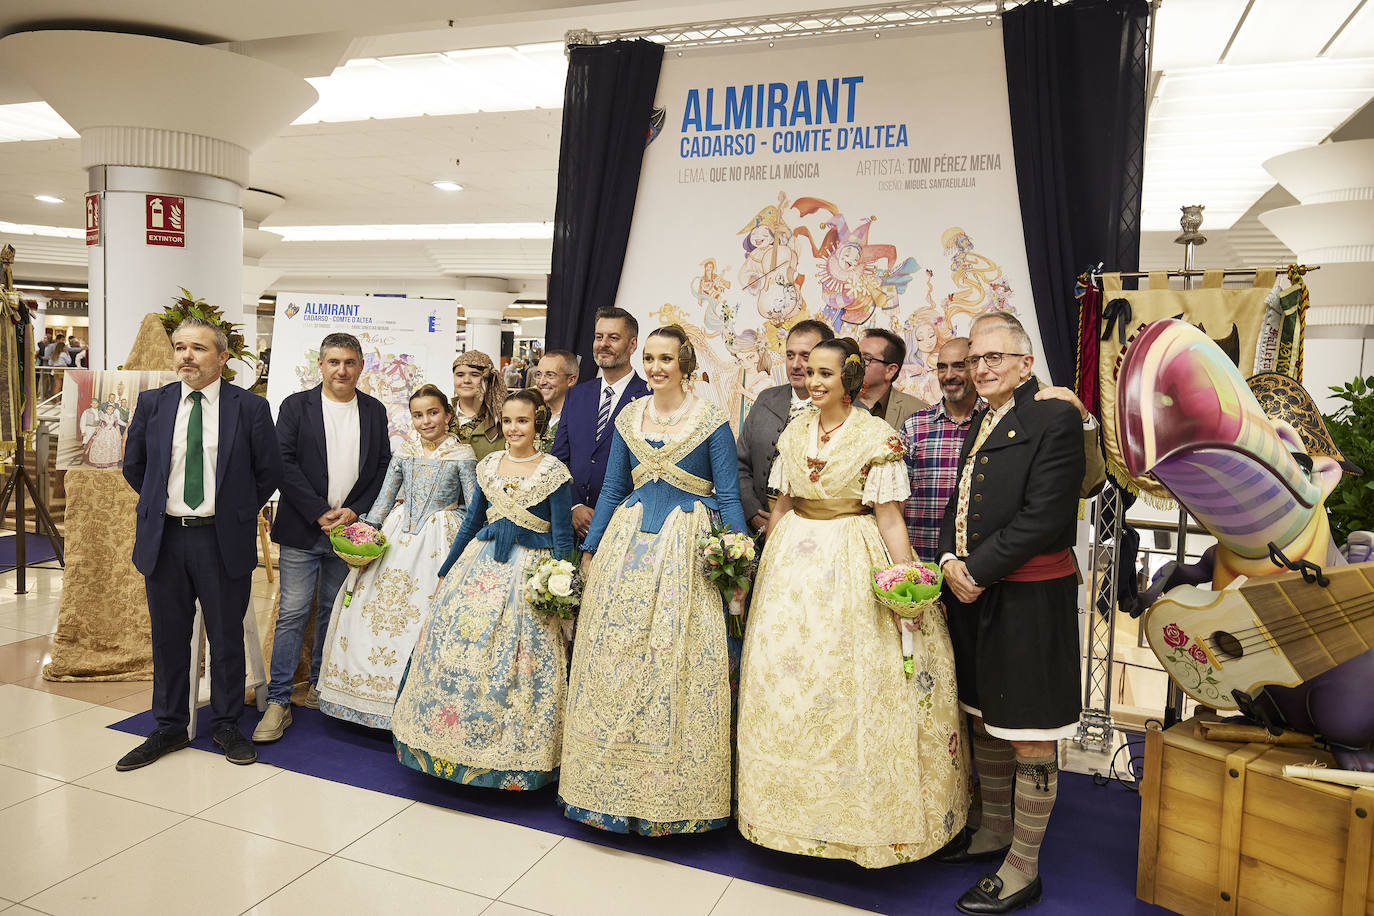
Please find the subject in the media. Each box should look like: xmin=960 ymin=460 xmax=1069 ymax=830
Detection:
xmin=456 ymin=281 xmax=520 ymax=360
xmin=1261 ymin=139 xmax=1374 ymax=412
xmin=0 ymin=30 xmax=316 ymax=369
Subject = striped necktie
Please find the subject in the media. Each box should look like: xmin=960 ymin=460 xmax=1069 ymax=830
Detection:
xmin=595 ymin=385 xmax=614 ymax=439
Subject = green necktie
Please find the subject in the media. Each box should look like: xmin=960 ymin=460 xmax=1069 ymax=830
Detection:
xmin=185 ymin=390 xmax=204 ymax=509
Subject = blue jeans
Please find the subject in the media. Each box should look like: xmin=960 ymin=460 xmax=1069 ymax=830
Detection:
xmin=268 ymin=541 xmax=348 ymax=706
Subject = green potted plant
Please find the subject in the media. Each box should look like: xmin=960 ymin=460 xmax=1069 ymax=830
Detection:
xmin=1323 ymin=374 xmax=1374 ymax=545
xmin=156 ymin=288 xmax=253 ymax=381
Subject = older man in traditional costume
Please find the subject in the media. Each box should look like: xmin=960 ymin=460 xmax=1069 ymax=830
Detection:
xmin=938 ymin=311 xmax=1086 ymax=915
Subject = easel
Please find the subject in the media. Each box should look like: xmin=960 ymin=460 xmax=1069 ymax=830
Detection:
xmin=1082 ymin=206 xmax=1318 ymax=734
xmin=0 ymin=245 xmax=64 ymax=594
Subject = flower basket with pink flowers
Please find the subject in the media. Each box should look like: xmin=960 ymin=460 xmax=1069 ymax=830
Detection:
xmin=329 ymin=521 xmax=387 ymax=606
xmin=872 ymin=562 xmax=943 ymax=677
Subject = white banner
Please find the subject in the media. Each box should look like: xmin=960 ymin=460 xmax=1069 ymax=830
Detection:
xmin=615 ymin=23 xmax=1043 ymax=428
xmin=265 ymin=292 xmax=456 ymax=449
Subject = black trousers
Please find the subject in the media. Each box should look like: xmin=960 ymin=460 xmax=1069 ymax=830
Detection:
xmin=144 ymin=523 xmax=252 ymax=734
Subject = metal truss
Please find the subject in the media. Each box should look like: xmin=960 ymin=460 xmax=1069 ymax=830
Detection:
xmin=568 ymin=2 xmax=1037 ymax=51
xmin=1078 ymin=486 xmax=1121 ymax=752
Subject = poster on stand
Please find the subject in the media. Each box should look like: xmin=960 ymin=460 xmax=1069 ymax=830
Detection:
xmin=265 ymin=293 xmax=457 ymax=449
xmin=57 ymin=370 xmax=177 ymax=470
xmin=615 ymin=22 xmax=1042 ymax=428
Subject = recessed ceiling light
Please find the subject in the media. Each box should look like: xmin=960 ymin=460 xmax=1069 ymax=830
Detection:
xmin=33 ymin=194 xmax=63 ymax=204
xmin=431 ymin=180 xmax=463 ymax=192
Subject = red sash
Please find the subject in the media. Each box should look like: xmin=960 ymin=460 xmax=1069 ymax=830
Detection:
xmin=1003 ymin=549 xmax=1075 ymax=582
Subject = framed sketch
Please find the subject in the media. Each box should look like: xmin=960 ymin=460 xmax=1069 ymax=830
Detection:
xmin=57 ymin=370 xmax=177 ymax=470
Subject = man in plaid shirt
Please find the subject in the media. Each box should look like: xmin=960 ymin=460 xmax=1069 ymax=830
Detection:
xmin=901 ymin=338 xmax=984 ymax=561
xmin=902 ymin=338 xmax=1103 ymax=561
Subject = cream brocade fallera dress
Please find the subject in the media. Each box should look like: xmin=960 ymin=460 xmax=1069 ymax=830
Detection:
xmin=736 ymin=408 xmax=971 ymax=867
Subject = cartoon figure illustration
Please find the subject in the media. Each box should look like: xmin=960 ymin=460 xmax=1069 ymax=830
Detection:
xmin=655 ymin=193 xmax=1021 ymax=433
xmin=739 ymin=193 xmax=805 ymax=325
xmin=797 ymin=201 xmax=918 ymax=332
xmin=933 ymin=226 xmax=1010 ymax=334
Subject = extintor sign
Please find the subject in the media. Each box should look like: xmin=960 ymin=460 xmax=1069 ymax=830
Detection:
xmin=84 ymin=193 xmax=100 ymax=246
xmin=145 ymin=194 xmax=185 ymax=247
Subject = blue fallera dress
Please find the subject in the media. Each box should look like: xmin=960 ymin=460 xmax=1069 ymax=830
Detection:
xmin=557 ymin=397 xmax=747 ymax=835
xmin=317 ymin=435 xmax=476 ymax=729
xmin=391 ymin=451 xmax=574 ymax=789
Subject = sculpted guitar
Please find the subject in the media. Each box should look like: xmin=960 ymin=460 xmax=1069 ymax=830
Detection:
xmin=1143 ymin=562 xmax=1374 ymax=708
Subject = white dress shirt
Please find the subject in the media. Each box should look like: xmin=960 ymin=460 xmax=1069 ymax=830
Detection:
xmin=322 ymin=394 xmax=361 ymax=510
xmin=596 ymin=369 xmax=636 ymax=419
xmin=166 ymin=378 xmax=221 ymax=517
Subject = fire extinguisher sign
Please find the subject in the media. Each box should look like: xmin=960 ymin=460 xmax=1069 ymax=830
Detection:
xmin=145 ymin=194 xmax=186 ymax=247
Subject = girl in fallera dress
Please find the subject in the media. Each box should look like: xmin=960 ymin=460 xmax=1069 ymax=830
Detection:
xmin=451 ymin=350 xmax=507 ymax=460
xmin=391 ymin=388 xmax=574 ymax=789
xmin=316 ymin=385 xmax=475 ymax=729
xmin=736 ymin=337 xmax=970 ymax=867
xmin=558 ymin=325 xmax=747 ymax=835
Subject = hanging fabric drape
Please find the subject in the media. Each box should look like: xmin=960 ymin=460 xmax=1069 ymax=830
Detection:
xmin=546 ymin=39 xmax=664 ymax=372
xmin=1002 ymin=0 xmax=1149 ymax=386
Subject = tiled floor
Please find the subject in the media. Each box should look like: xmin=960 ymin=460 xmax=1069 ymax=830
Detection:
xmin=0 ymin=565 xmax=869 ymax=916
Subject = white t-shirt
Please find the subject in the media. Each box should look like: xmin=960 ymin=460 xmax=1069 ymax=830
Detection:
xmin=322 ymin=395 xmax=361 ymax=510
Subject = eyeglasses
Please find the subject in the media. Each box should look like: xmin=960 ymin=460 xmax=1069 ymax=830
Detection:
xmin=861 ymin=355 xmax=898 ymax=367
xmin=965 ymin=352 xmax=1026 ymax=369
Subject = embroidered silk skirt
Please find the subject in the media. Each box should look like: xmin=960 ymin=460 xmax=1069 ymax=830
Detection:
xmin=559 ymin=503 xmax=732 ymax=835
xmin=316 ymin=506 xmax=463 ymax=729
xmin=391 ymin=539 xmax=567 ymax=789
xmin=736 ymin=510 xmax=971 ymax=867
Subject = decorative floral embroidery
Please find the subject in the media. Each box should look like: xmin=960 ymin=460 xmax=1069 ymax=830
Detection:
xmin=738 ymin=407 xmax=968 ymax=868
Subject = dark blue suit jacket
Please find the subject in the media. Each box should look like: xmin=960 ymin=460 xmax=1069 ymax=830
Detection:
xmin=551 ymin=373 xmax=649 ymax=510
xmin=124 ymin=381 xmax=282 ymax=579
xmin=270 ymin=385 xmax=392 ymax=550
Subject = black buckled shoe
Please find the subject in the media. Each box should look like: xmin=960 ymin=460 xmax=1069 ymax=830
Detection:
xmin=955 ymin=873 xmax=1043 ymax=915
xmin=115 ymin=728 xmax=190 ymax=771
xmin=933 ymin=829 xmax=1012 ymax=864
xmin=213 ymin=727 xmax=258 ymax=765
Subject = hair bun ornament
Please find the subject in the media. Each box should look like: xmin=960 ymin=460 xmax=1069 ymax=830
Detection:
xmin=844 ymin=353 xmax=862 ymax=367
xmin=679 ymin=341 xmax=698 ymax=377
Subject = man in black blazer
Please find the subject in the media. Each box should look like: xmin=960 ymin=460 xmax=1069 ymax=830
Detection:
xmin=937 ymin=312 xmax=1086 ymax=916
xmin=255 ymin=332 xmax=391 ymax=743
xmin=551 ymin=306 xmax=649 ymax=540
xmin=117 ymin=318 xmax=282 ymax=770
xmin=736 ymin=319 xmax=833 ymax=535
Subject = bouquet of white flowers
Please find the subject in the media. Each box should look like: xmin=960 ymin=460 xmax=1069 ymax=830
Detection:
xmin=524 ymin=556 xmax=584 ymax=640
xmin=697 ymin=523 xmax=758 ymax=638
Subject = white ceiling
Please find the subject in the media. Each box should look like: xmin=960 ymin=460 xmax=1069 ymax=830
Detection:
xmin=0 ymin=0 xmax=1372 ymax=293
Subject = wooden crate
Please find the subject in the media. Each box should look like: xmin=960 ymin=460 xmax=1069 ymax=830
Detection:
xmin=1137 ymin=717 xmax=1374 ymax=916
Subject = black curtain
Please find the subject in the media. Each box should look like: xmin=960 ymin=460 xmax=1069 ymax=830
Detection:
xmin=545 ymin=39 xmax=664 ymax=375
xmin=1003 ymin=0 xmax=1149 ymax=386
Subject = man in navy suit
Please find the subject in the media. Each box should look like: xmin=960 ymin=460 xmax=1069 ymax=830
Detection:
xmin=552 ymin=306 xmax=650 ymax=539
xmin=255 ymin=332 xmax=391 ymax=743
xmin=117 ymin=318 xmax=282 ymax=770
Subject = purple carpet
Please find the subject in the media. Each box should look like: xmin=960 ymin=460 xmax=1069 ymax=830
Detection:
xmin=111 ymin=707 xmax=1171 ymax=915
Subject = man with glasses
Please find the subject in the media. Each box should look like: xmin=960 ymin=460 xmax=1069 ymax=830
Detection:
xmin=856 ymin=328 xmax=927 ymax=431
xmin=902 ymin=337 xmax=1105 ymax=561
xmin=935 ymin=312 xmax=1094 ymax=916
xmin=533 ymin=348 xmax=578 ymax=448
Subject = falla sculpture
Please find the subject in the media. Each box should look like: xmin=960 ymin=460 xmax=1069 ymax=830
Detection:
xmin=1118 ymin=318 xmax=1374 ymax=771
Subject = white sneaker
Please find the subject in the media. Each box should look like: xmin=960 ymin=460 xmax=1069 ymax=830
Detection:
xmin=252 ymin=703 xmax=292 ymax=743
